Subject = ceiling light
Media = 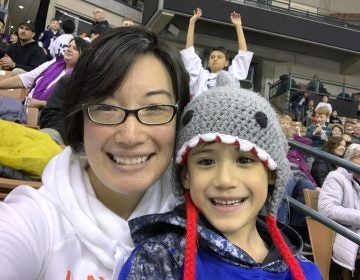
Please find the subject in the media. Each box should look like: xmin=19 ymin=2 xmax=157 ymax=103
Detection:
xmin=19 ymin=5 xmax=24 ymax=9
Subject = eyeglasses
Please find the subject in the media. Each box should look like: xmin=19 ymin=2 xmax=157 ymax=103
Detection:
xmin=83 ymin=103 xmax=178 ymax=125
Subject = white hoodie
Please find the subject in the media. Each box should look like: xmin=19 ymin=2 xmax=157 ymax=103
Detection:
xmin=0 ymin=147 xmax=177 ymax=280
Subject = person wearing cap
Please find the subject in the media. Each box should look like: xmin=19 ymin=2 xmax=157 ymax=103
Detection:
xmin=118 ymin=73 xmax=321 ymax=280
xmin=0 ymin=21 xmax=47 ymax=74
xmin=318 ymin=143 xmax=360 ymax=274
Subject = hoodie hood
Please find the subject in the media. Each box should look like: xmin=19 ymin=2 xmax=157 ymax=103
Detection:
xmin=41 ymin=147 xmax=177 ymax=270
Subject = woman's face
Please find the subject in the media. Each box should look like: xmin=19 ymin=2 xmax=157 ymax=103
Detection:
xmin=83 ymin=54 xmax=176 ymax=198
xmin=64 ymin=40 xmax=80 ymax=68
xmin=332 ymin=126 xmax=342 ymax=137
xmin=334 ymin=140 xmax=346 ymax=156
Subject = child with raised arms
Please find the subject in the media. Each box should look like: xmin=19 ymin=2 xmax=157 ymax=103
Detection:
xmin=180 ymin=7 xmax=253 ymax=99
xmin=118 ymin=73 xmax=321 ymax=280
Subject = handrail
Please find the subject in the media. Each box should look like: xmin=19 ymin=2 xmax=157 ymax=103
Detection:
xmin=224 ymin=0 xmax=360 ymax=31
xmin=288 ymin=139 xmax=360 ymax=174
xmin=286 ymin=196 xmax=360 ymax=245
xmin=286 ymin=139 xmax=360 ymax=245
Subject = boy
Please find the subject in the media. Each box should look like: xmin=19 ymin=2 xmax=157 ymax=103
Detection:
xmin=305 ymin=106 xmax=332 ymax=149
xmin=180 ymin=7 xmax=253 ymax=99
xmin=118 ymin=74 xmax=321 ymax=280
xmin=38 ymin=18 xmax=61 ymax=57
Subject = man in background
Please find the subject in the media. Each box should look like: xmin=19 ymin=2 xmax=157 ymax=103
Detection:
xmin=90 ymin=8 xmax=110 ymax=40
xmin=0 ymin=21 xmax=46 ymax=74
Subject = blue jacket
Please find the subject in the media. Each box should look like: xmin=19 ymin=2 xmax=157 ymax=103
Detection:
xmin=119 ymin=205 xmax=322 ymax=279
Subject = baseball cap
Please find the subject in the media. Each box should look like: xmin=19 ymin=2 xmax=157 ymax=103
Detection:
xmin=18 ymin=20 xmax=35 ymax=32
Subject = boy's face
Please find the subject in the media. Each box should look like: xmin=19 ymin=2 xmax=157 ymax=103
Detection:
xmin=50 ymin=20 xmax=60 ymax=31
xmin=208 ymin=50 xmax=229 ymax=73
xmin=182 ymin=142 xmax=270 ymax=245
xmin=316 ymin=113 xmax=327 ymax=125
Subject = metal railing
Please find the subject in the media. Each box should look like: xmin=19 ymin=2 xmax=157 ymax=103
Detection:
xmin=224 ymin=0 xmax=360 ymax=31
xmin=286 ymin=139 xmax=360 ymax=245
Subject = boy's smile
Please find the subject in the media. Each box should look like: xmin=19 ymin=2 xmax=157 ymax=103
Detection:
xmin=183 ymin=142 xmax=271 ymax=247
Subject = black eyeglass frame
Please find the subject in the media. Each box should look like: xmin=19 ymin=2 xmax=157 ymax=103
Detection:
xmin=82 ymin=103 xmax=178 ymax=125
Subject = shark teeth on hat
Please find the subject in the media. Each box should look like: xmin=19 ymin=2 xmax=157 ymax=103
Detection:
xmin=176 ymin=132 xmax=277 ymax=170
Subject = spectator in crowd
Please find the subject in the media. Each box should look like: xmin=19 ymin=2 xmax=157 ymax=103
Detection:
xmin=351 ymin=122 xmax=360 ymax=144
xmin=329 ymin=110 xmax=342 ymax=125
xmin=307 ymin=75 xmax=328 ymax=95
xmin=180 ymin=7 xmax=253 ymax=99
xmin=307 ymin=75 xmax=320 ymax=93
xmin=9 ymin=31 xmax=18 ymax=44
xmin=303 ymin=98 xmax=315 ymax=127
xmin=0 ymin=26 xmax=190 ymax=279
xmin=0 ymin=37 xmax=88 ymax=109
xmin=315 ymin=95 xmax=332 ymax=121
xmin=331 ymin=124 xmax=343 ymax=137
xmin=343 ymin=133 xmax=353 ymax=146
xmin=318 ymin=143 xmax=360 ymax=274
xmin=0 ymin=18 xmax=10 ymax=55
xmin=306 ymin=106 xmax=332 ymax=149
xmin=90 ymin=8 xmax=110 ymax=40
xmin=119 ymin=73 xmax=321 ymax=280
xmin=0 ymin=21 xmax=47 ymax=74
xmin=121 ymin=17 xmax=134 ymax=27
xmin=39 ymin=74 xmax=68 ymax=145
xmin=48 ymin=18 xmax=75 ymax=58
xmin=278 ymin=114 xmax=316 ymax=242
xmin=0 ymin=18 xmax=10 ymax=43
xmin=311 ymin=136 xmax=346 ymax=187
xmin=38 ymin=18 xmax=61 ymax=58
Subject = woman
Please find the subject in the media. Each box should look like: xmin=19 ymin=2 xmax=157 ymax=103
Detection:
xmin=311 ymin=136 xmax=346 ymax=186
xmin=0 ymin=27 xmax=190 ymax=279
xmin=331 ymin=124 xmax=343 ymax=137
xmin=318 ymin=144 xmax=360 ymax=273
xmin=0 ymin=37 xmax=88 ymax=108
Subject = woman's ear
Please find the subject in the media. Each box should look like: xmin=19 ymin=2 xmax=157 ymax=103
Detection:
xmin=225 ymin=59 xmax=229 ymax=67
xmin=181 ymin=165 xmax=191 ymax=190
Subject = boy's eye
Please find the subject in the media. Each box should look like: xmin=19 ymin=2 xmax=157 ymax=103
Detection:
xmin=237 ymin=156 xmax=255 ymax=164
xmin=197 ymin=158 xmax=214 ymax=166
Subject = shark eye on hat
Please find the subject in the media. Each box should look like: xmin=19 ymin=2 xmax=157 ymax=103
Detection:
xmin=182 ymin=110 xmax=194 ymax=127
xmin=255 ymin=111 xmax=268 ymax=129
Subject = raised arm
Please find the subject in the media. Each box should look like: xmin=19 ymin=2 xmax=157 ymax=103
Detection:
xmin=185 ymin=8 xmax=202 ymax=49
xmin=230 ymin=12 xmax=247 ymax=51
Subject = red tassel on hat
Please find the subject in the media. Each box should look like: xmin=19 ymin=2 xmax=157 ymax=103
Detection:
xmin=184 ymin=192 xmax=198 ymax=280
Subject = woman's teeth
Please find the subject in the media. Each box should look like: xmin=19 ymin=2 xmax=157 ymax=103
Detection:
xmin=112 ymin=155 xmax=148 ymax=165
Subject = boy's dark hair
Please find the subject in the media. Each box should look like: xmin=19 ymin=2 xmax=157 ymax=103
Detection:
xmin=209 ymin=46 xmax=229 ymax=61
xmin=61 ymin=19 xmax=75 ymax=34
xmin=0 ymin=19 xmax=5 ymax=26
xmin=63 ymin=26 xmax=190 ymax=153
xmin=323 ymin=136 xmax=344 ymax=154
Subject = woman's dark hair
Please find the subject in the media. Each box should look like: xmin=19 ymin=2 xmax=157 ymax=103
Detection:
xmin=331 ymin=124 xmax=343 ymax=135
xmin=323 ymin=136 xmax=345 ymax=154
xmin=71 ymin=36 xmax=89 ymax=55
xmin=63 ymin=26 xmax=190 ymax=152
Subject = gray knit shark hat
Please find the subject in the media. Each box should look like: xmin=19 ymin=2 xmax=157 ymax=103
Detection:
xmin=175 ymin=73 xmax=291 ymax=216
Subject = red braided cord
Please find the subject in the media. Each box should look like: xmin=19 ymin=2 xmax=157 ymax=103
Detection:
xmin=266 ymin=215 xmax=306 ymax=280
xmin=184 ymin=192 xmax=198 ymax=280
